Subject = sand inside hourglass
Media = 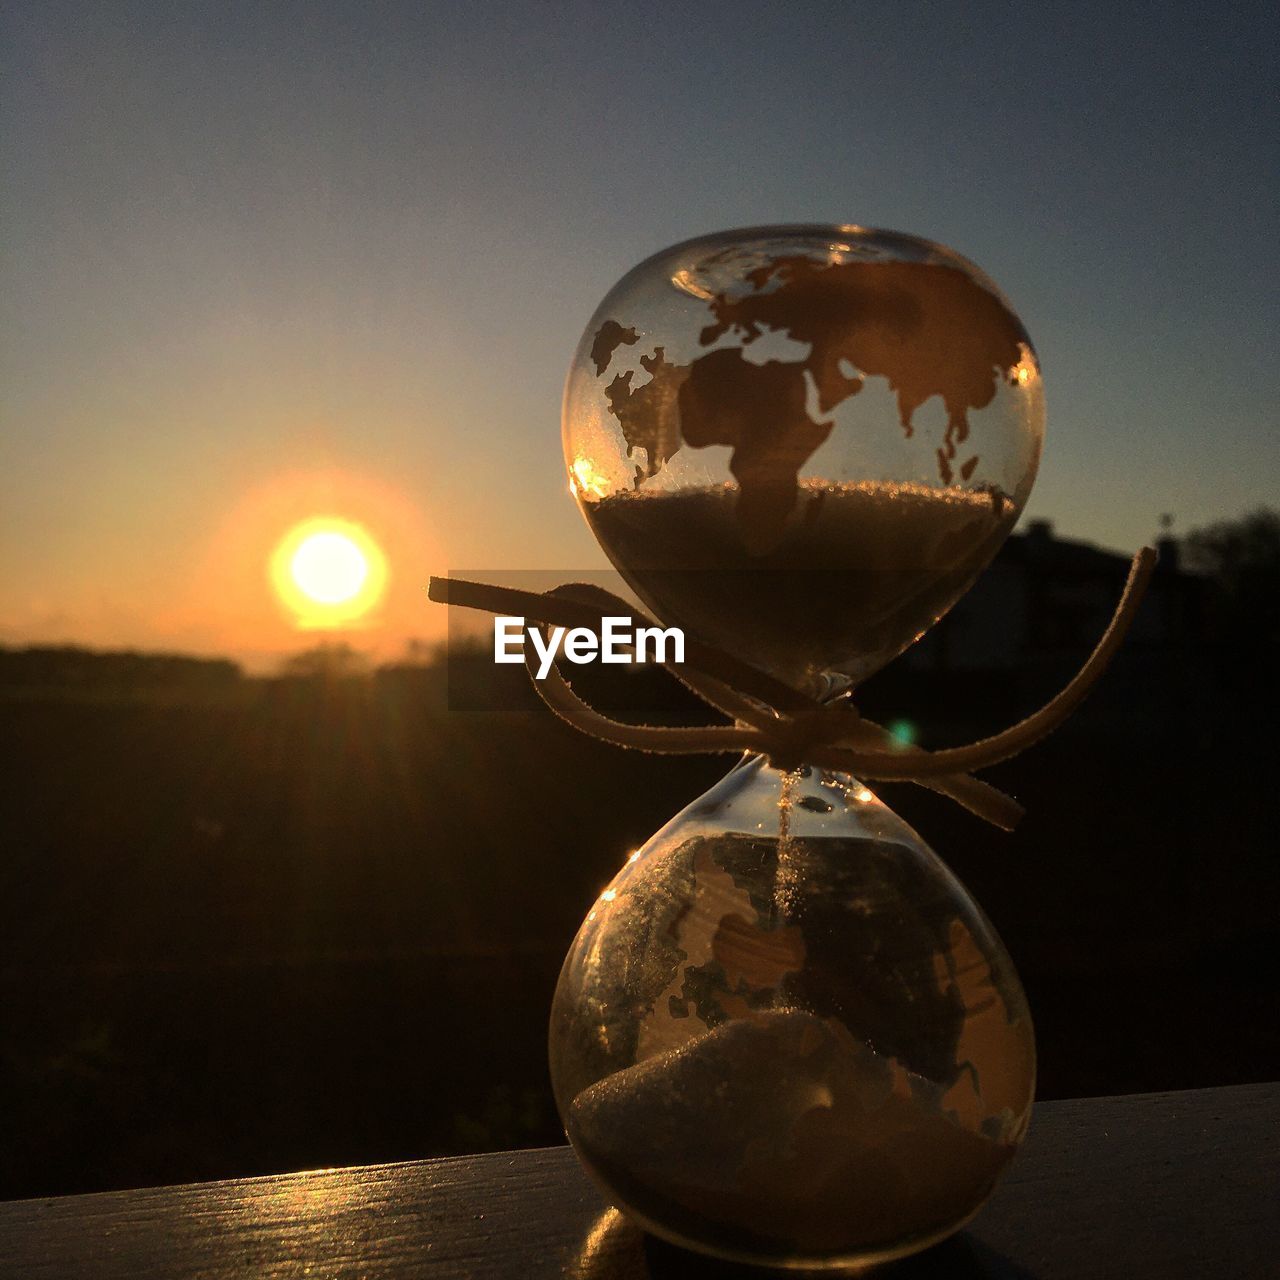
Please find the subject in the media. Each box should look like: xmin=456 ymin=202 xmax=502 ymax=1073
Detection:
xmin=560 ymin=827 xmax=1033 ymax=1265
xmin=584 ymin=478 xmax=1017 ymax=688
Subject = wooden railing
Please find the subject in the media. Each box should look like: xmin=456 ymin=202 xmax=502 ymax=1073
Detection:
xmin=1 ymin=1083 xmax=1274 ymax=1278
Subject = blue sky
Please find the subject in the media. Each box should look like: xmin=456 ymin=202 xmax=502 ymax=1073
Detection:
xmin=2 ymin=0 xmax=1276 ymax=663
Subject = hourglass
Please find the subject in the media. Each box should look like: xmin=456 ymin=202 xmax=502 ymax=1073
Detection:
xmin=551 ymin=226 xmax=1044 ymax=1269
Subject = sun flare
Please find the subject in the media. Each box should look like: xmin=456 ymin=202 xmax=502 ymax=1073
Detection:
xmin=270 ymin=518 xmax=387 ymax=628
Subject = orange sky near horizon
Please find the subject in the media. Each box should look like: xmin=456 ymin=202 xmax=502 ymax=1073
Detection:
xmin=1 ymin=465 xmax=451 ymax=673
xmin=190 ymin=468 xmax=443 ymax=669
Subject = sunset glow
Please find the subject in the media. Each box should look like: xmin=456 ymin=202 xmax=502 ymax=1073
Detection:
xmin=270 ymin=518 xmax=387 ymax=628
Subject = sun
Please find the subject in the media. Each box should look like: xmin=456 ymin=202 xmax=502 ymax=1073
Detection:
xmin=270 ymin=518 xmax=387 ymax=628
xmin=291 ymin=531 xmax=367 ymax=605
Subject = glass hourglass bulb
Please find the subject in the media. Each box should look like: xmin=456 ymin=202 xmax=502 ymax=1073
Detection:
xmin=562 ymin=225 xmax=1044 ymax=692
xmin=549 ymin=761 xmax=1035 ymax=1269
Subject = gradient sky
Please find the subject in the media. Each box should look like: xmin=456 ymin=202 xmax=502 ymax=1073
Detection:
xmin=3 ymin=0 xmax=1276 ymax=669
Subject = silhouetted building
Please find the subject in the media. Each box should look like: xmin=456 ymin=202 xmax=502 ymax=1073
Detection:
xmin=893 ymin=521 xmax=1212 ymax=734
xmin=906 ymin=521 xmax=1204 ymax=673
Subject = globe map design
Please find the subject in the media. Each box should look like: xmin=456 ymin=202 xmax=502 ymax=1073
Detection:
xmin=590 ymin=251 xmax=1034 ymax=545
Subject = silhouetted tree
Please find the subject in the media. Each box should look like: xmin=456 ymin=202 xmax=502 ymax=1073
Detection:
xmin=280 ymin=642 xmax=370 ymax=680
xmin=1185 ymin=507 xmax=1280 ymax=647
xmin=0 ymin=645 xmax=240 ymax=689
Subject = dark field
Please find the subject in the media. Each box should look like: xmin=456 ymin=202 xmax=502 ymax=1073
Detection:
xmin=1 ymin=648 xmax=1277 ymax=1200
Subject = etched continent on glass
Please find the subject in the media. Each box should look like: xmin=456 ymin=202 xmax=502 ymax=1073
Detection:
xmin=563 ymin=226 xmax=1044 ymax=690
xmin=549 ymin=761 xmax=1035 ymax=1268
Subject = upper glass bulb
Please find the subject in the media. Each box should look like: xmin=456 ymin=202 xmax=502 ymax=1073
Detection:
xmin=563 ymin=225 xmax=1044 ymax=691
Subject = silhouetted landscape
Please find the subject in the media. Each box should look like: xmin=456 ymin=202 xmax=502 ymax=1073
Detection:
xmin=2 ymin=516 xmax=1277 ymax=1200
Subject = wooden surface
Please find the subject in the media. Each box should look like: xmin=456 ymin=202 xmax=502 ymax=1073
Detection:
xmin=1 ymin=1082 xmax=1275 ymax=1279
